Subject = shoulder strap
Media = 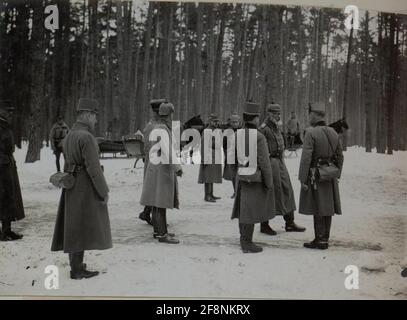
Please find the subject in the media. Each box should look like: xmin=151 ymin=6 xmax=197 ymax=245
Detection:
xmin=321 ymin=127 xmax=336 ymax=156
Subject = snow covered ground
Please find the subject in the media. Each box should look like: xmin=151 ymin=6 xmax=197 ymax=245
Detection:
xmin=0 ymin=144 xmax=406 ymax=299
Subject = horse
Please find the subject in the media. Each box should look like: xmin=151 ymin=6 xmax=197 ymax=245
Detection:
xmin=328 ymin=118 xmax=349 ymax=134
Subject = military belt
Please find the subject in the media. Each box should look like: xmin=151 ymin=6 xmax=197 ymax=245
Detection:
xmin=64 ymin=164 xmax=84 ymax=173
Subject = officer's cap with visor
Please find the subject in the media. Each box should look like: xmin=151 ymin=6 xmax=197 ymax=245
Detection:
xmin=266 ymin=103 xmax=282 ymax=114
xmin=308 ymin=101 xmax=326 ymax=117
xmin=150 ymin=99 xmax=167 ymax=113
xmin=77 ymin=98 xmax=99 ymax=114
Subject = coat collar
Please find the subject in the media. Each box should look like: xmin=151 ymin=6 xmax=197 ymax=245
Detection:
xmin=244 ymin=122 xmax=258 ymax=129
xmin=73 ymin=121 xmax=92 ymax=132
xmin=314 ymin=120 xmax=326 ymax=127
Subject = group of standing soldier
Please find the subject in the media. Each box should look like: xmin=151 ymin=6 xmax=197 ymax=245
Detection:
xmin=231 ymin=101 xmax=343 ymax=253
xmin=0 ymin=96 xmax=343 ymax=279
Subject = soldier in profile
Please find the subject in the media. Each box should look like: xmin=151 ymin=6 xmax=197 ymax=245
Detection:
xmin=51 ymin=98 xmax=112 ymax=279
xmin=138 ymin=98 xmax=166 ymax=226
xmin=0 ymin=100 xmax=25 ymax=241
xmin=298 ymin=102 xmax=344 ymax=250
xmin=259 ymin=103 xmax=306 ymax=235
xmin=140 ymin=102 xmax=183 ymax=244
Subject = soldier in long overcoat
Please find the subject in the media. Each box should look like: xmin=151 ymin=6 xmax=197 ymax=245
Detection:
xmin=0 ymin=100 xmax=25 ymax=241
xmin=299 ymin=102 xmax=344 ymax=250
xmin=198 ymin=114 xmax=223 ymax=202
xmin=223 ymin=114 xmax=241 ymax=198
xmin=232 ymin=102 xmax=275 ymax=253
xmin=140 ymin=102 xmax=183 ymax=244
xmin=51 ymin=98 xmax=112 ymax=279
xmin=138 ymin=98 xmax=167 ymax=226
xmin=259 ymin=103 xmax=306 ymax=235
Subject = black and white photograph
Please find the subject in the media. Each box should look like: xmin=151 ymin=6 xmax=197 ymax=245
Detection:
xmin=0 ymin=0 xmax=406 ymax=300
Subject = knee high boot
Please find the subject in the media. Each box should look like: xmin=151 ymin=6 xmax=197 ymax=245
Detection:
xmin=260 ymin=221 xmax=277 ymax=236
xmin=304 ymin=216 xmax=328 ymax=250
xmin=284 ymin=211 xmax=306 ymax=232
xmin=152 ymin=207 xmax=159 ymax=237
xmin=204 ymin=183 xmax=215 ymax=202
xmin=139 ymin=206 xmax=153 ymax=225
xmin=0 ymin=220 xmax=22 ymax=241
xmin=239 ymin=223 xmax=262 ymax=253
xmin=323 ymin=216 xmax=332 ymax=242
xmin=69 ymin=251 xmax=99 ymax=280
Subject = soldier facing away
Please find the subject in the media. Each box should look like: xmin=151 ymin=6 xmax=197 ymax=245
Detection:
xmin=51 ymin=98 xmax=112 ymax=279
xmin=138 ymin=98 xmax=167 ymax=226
xmin=0 ymin=100 xmax=25 ymax=241
xmin=231 ymin=102 xmax=276 ymax=253
xmin=140 ymin=102 xmax=183 ymax=244
xmin=49 ymin=116 xmax=70 ymax=172
xmin=259 ymin=103 xmax=306 ymax=235
xmin=299 ymin=101 xmax=344 ymax=250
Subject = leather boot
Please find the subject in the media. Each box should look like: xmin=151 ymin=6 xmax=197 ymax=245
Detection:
xmin=304 ymin=216 xmax=328 ymax=250
xmin=240 ymin=224 xmax=262 ymax=253
xmin=285 ymin=222 xmax=306 ymax=232
xmin=0 ymin=220 xmax=23 ymax=241
xmin=284 ymin=211 xmax=306 ymax=232
xmin=303 ymin=239 xmax=328 ymax=250
xmin=152 ymin=208 xmax=175 ymax=238
xmin=156 ymin=208 xmax=179 ymax=244
xmin=69 ymin=252 xmax=99 ymax=280
xmin=204 ymin=183 xmax=215 ymax=202
xmin=210 ymin=183 xmax=221 ymax=200
xmin=139 ymin=206 xmax=153 ymax=225
xmin=260 ymin=221 xmax=277 ymax=236
xmin=324 ymin=216 xmax=332 ymax=241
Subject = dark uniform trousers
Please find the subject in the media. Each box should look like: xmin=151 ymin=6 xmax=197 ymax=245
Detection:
xmin=313 ymin=216 xmax=332 ymax=242
xmin=239 ymin=223 xmax=255 ymax=244
xmin=151 ymin=207 xmax=168 ymax=236
xmin=1 ymin=220 xmax=11 ymax=234
xmin=54 ymin=145 xmax=64 ymax=172
xmin=69 ymin=251 xmax=84 ymax=272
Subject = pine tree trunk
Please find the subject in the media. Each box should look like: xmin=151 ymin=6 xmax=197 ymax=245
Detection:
xmin=342 ymin=18 xmax=354 ymax=151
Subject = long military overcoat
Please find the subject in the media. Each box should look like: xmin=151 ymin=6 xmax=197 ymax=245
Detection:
xmin=198 ymin=126 xmax=223 ymax=184
xmin=140 ymin=121 xmax=181 ymax=209
xmin=0 ymin=121 xmax=25 ymax=221
xmin=51 ymin=121 xmax=112 ymax=253
xmin=260 ymin=120 xmax=296 ymax=215
xmin=231 ymin=126 xmax=276 ymax=224
xmin=298 ymin=122 xmax=344 ymax=216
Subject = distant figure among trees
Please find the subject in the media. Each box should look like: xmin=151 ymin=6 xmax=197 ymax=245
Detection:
xmin=49 ymin=116 xmax=69 ymax=172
